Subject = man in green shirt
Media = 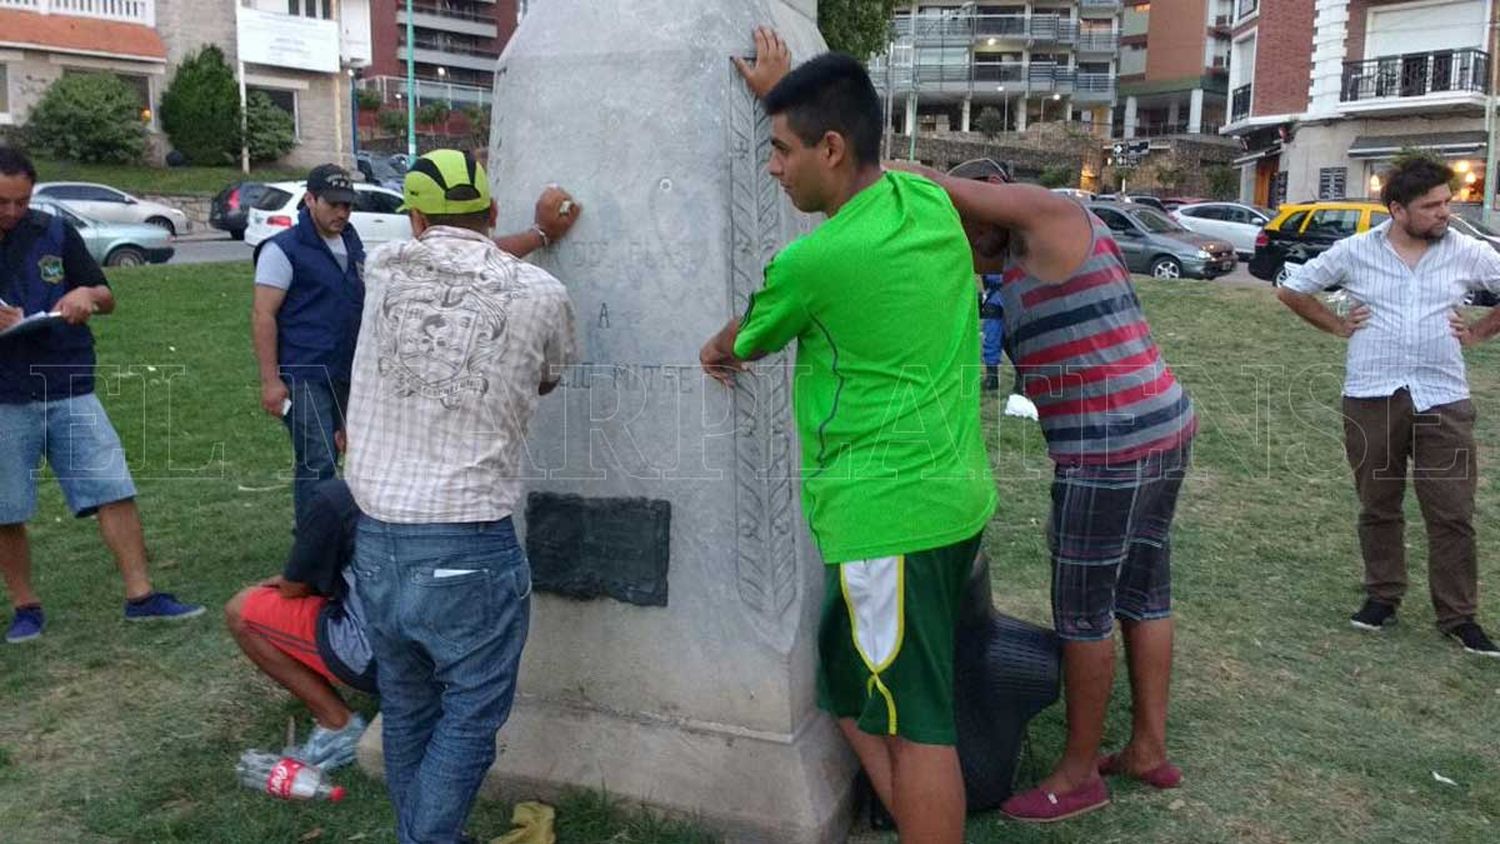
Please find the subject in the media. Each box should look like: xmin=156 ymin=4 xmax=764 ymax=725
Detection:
xmin=700 ymin=29 xmax=996 ymax=844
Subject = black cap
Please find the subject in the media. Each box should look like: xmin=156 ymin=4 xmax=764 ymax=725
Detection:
xmin=307 ymin=163 xmax=357 ymax=205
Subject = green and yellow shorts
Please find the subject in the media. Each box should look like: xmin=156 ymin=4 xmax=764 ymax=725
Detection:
xmin=816 ymin=533 xmax=981 ymax=746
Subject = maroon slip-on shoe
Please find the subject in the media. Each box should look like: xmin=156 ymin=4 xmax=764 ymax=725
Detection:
xmin=1098 ymin=753 xmax=1184 ymax=789
xmin=1001 ymin=776 xmax=1110 ymax=823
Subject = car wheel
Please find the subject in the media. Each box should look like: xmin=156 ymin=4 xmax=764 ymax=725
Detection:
xmin=146 ymin=216 xmax=177 ymax=236
xmin=105 ymin=246 xmax=146 ymax=268
xmin=1150 ymin=256 xmax=1183 ymax=279
xmin=1273 ymin=263 xmax=1297 ymax=287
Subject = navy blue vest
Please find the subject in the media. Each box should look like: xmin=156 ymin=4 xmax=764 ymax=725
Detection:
xmin=269 ymin=208 xmax=365 ymax=385
xmin=0 ymin=213 xmax=97 ymax=404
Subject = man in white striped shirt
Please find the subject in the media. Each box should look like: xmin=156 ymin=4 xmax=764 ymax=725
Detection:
xmin=1278 ymin=153 xmax=1500 ymax=658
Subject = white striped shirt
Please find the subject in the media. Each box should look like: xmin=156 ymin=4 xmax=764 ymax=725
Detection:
xmin=1285 ymin=222 xmax=1500 ymax=412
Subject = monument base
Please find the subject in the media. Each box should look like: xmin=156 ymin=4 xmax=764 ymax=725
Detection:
xmin=357 ymin=699 xmax=858 ymax=844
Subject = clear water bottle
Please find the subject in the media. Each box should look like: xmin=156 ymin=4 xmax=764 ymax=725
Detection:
xmin=236 ymin=749 xmax=347 ymax=802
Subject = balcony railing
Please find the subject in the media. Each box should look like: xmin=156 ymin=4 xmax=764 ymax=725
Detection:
xmin=974 ymin=13 xmax=1026 ymax=37
xmin=1231 ymin=83 xmax=1252 ymax=122
xmin=363 ymin=75 xmax=490 ymax=109
xmin=1340 ymin=48 xmax=1490 ymax=103
xmin=0 ymin=0 xmax=153 ymax=26
xmin=1078 ymin=33 xmax=1119 ymax=52
xmin=895 ymin=12 xmax=1084 ymax=44
xmin=1076 ymin=72 xmax=1115 ymax=94
xmin=1080 ymin=0 xmax=1121 ymax=11
xmin=1027 ymin=16 xmax=1079 ymax=44
xmin=406 ymin=2 xmax=490 ymax=23
xmin=1029 ymin=64 xmax=1076 ymax=92
xmin=974 ymin=62 xmax=1026 ymax=84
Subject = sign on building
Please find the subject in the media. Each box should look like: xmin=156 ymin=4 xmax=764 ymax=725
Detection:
xmin=236 ymin=5 xmax=340 ymax=74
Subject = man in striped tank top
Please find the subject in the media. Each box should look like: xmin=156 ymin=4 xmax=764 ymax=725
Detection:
xmin=893 ymin=158 xmax=1196 ymax=822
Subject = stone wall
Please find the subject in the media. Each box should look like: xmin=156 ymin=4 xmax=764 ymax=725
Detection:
xmin=1106 ymin=135 xmax=1242 ymax=198
xmin=141 ymin=193 xmax=212 ymax=232
xmin=895 ymin=126 xmax=1109 ymax=191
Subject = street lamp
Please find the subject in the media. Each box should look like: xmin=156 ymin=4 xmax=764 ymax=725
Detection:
xmin=1043 ymin=92 xmax=1061 ymax=124
xmin=997 ymin=85 xmax=1008 ymax=131
xmin=437 ymin=66 xmax=452 ymax=108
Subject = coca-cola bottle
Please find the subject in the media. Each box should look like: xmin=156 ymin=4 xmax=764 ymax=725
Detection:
xmin=236 ymin=750 xmax=347 ymax=802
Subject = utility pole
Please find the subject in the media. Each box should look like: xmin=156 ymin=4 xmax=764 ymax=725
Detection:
xmin=406 ymin=0 xmax=417 ymax=158
xmin=1486 ymin=23 xmax=1500 ymax=226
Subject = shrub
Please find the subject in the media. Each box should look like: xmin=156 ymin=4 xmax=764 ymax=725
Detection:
xmin=245 ymin=91 xmax=296 ymax=163
xmin=1039 ymin=165 xmax=1075 ymax=189
xmin=416 ymin=102 xmax=451 ymax=128
xmin=355 ymin=88 xmax=383 ymax=112
xmin=973 ymin=106 xmax=1005 ymax=140
xmin=25 ymin=73 xmax=147 ymax=164
xmin=379 ymin=109 xmax=408 ymax=136
xmin=1205 ymin=165 xmax=1238 ymax=199
xmin=159 ymin=45 xmax=241 ymax=165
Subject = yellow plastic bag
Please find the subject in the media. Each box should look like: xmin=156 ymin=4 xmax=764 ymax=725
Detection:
xmin=491 ymin=801 xmax=556 ymax=844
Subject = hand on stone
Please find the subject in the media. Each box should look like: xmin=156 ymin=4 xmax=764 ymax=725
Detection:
xmin=700 ymin=338 xmax=744 ymax=387
xmin=534 ymin=185 xmax=580 ymax=242
xmin=734 ymin=27 xmax=791 ymax=100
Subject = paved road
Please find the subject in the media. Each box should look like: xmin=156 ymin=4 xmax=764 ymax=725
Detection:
xmin=171 ymin=234 xmax=253 ymax=266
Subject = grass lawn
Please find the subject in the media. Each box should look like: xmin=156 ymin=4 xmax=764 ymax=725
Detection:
xmin=2 ymin=267 xmax=1499 ymax=842
xmin=33 ymin=158 xmax=304 ymax=198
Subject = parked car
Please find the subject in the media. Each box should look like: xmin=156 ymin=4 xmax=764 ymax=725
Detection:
xmin=209 ymin=181 xmax=271 ymax=241
xmin=1249 ymin=200 xmax=1388 ymax=285
xmin=33 ymin=182 xmax=190 ymax=236
xmin=1162 ymin=196 xmax=1210 ymax=211
xmin=355 ymin=151 xmax=408 ymax=191
xmin=1172 ymin=202 xmax=1273 ymax=258
xmin=31 ymin=199 xmax=173 ymax=267
xmin=1051 ymin=188 xmax=1097 ymax=202
xmin=1087 ymin=201 xmax=1237 ymax=279
xmin=244 ymin=181 xmax=410 ymax=248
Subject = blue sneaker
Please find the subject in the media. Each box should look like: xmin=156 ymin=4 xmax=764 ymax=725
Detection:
xmin=124 ymin=592 xmax=205 ymax=623
xmin=6 ymin=605 xmax=44 ymax=644
xmin=291 ymin=713 xmax=367 ymax=771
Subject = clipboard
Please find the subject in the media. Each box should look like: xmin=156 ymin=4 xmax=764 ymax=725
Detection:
xmin=0 ymin=311 xmax=64 ymax=339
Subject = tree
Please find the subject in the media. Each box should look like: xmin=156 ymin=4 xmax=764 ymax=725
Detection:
xmin=1205 ymin=165 xmax=1237 ymax=199
xmin=25 ymin=73 xmax=146 ymax=164
xmin=417 ymin=102 xmax=451 ymax=129
xmin=379 ymin=109 xmax=408 ymax=137
xmin=159 ymin=45 xmax=241 ymax=165
xmin=819 ymin=0 xmax=899 ymax=59
xmin=245 ymin=91 xmax=296 ymax=163
xmin=1039 ymin=165 xmax=1076 ymax=189
xmin=1154 ymin=163 xmax=1185 ymax=193
xmin=356 ymin=88 xmax=383 ymax=112
xmin=973 ymin=106 xmax=1005 ymax=140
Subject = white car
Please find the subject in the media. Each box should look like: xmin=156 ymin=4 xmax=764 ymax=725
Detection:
xmin=1171 ymin=202 xmax=1272 ymax=258
xmin=244 ymin=181 xmax=410 ymax=248
xmin=33 ymin=182 xmax=190 ymax=236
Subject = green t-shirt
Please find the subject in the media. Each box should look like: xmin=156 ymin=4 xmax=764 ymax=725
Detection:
xmin=734 ymin=170 xmax=997 ymax=563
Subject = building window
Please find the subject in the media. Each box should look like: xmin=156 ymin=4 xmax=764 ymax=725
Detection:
xmin=1237 ymin=0 xmax=1258 ymax=19
xmin=248 ymin=86 xmax=299 ymax=138
xmin=1318 ymin=167 xmax=1347 ymax=200
xmin=288 ymin=0 xmax=331 ymax=18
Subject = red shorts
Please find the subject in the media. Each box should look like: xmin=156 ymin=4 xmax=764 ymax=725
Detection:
xmin=240 ymin=586 xmax=340 ymax=686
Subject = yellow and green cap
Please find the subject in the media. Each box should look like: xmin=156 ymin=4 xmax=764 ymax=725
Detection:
xmin=400 ymin=149 xmax=491 ymax=215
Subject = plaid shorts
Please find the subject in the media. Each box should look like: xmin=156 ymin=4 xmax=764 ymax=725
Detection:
xmin=1048 ymin=442 xmax=1190 ymax=641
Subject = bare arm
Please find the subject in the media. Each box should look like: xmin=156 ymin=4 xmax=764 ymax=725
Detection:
xmin=1452 ymin=306 xmax=1500 ymax=346
xmin=1276 ymin=287 xmax=1370 ymax=338
xmin=885 ymin=161 xmax=1092 ymax=284
xmin=251 ymin=286 xmax=289 ymax=416
xmin=496 ymin=185 xmax=582 ymax=258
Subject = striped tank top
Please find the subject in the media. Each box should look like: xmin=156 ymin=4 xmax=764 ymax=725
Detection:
xmin=1000 ymin=210 xmax=1196 ymax=465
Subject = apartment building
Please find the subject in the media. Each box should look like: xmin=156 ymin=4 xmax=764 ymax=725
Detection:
xmin=361 ymin=0 xmax=520 ymax=109
xmin=869 ymin=0 xmax=1123 ymax=137
xmin=1115 ymin=0 xmax=1233 ymax=138
xmin=1223 ymin=0 xmax=1495 ymax=209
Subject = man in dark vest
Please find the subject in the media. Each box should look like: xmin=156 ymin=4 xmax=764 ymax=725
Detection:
xmin=252 ymin=164 xmax=366 ymax=528
xmin=0 ymin=146 xmax=204 ymax=644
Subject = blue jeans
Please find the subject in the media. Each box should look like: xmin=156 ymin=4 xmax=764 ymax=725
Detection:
xmin=282 ymin=376 xmax=348 ymax=527
xmin=981 ymin=317 xmax=1004 ymax=367
xmin=353 ymin=516 xmax=532 ymax=844
xmin=0 ymin=393 xmax=137 ymax=523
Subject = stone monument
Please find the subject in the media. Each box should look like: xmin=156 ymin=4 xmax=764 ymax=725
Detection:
xmin=357 ymin=2 xmax=858 ymax=842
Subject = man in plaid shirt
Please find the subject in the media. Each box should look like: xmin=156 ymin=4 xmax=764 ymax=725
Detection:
xmin=344 ymin=149 xmax=576 ymax=844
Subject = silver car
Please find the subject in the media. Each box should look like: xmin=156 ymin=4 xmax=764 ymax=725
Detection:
xmin=31 ymin=199 xmax=174 ymax=267
xmin=33 ymin=182 xmax=190 ymax=236
xmin=1088 ymin=202 xmax=1237 ymax=280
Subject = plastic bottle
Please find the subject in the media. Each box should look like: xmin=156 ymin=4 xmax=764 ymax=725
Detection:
xmin=236 ymin=749 xmax=347 ymax=802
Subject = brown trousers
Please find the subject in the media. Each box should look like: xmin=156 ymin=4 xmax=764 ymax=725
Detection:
xmin=1342 ymin=389 xmax=1478 ymax=631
